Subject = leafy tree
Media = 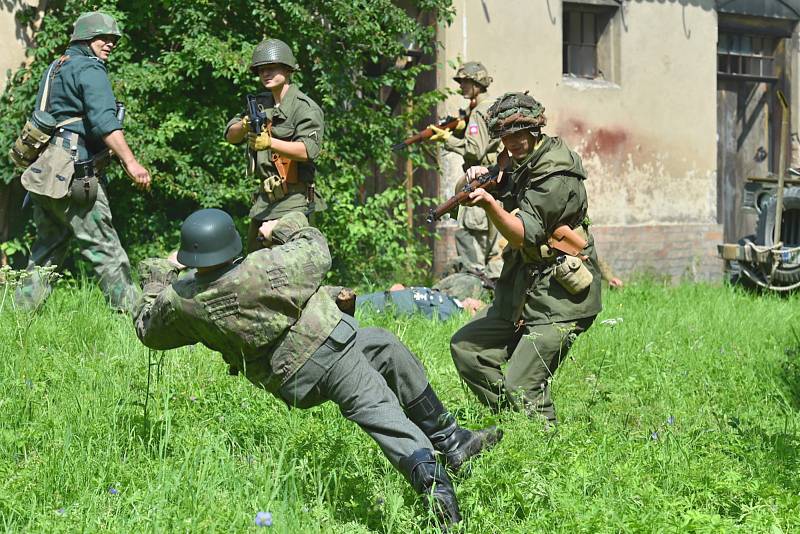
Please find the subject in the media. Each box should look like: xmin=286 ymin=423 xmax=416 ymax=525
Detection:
xmin=1 ymin=0 xmax=454 ymax=285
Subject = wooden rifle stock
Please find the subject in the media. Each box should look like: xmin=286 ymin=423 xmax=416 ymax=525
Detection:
xmin=427 ymin=151 xmax=510 ymax=223
xmin=392 ymin=115 xmax=462 ymax=151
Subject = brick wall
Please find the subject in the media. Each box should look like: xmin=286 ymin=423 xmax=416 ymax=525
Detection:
xmin=591 ymin=223 xmax=724 ymax=283
xmin=432 ymin=222 xmax=725 ymax=283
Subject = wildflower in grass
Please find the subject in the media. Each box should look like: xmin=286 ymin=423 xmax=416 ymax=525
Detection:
xmin=56 ymin=508 xmax=66 ymax=516
xmin=189 ymin=395 xmax=197 ymax=402
xmin=600 ymin=317 xmax=623 ymax=327
xmin=254 ymin=511 xmax=273 ymax=527
xmin=108 ymin=486 xmax=119 ymax=495
xmin=650 ymin=431 xmax=659 ymax=441
xmin=667 ymin=415 xmax=675 ymax=425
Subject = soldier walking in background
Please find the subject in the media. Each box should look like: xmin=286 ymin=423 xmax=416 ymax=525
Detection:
xmin=450 ymin=93 xmax=602 ymax=424
xmin=430 ymin=62 xmax=504 ymax=281
xmin=224 ymin=39 xmax=324 ymax=253
xmin=133 ymin=209 xmax=501 ymax=530
xmin=14 ymin=12 xmax=151 ymax=313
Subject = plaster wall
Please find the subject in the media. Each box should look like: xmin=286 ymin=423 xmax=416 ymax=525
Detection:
xmin=437 ymin=0 xmax=724 ymax=281
xmin=0 ymin=2 xmax=32 ymax=93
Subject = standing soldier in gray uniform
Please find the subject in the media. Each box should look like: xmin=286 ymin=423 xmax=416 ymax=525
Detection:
xmin=429 ymin=62 xmax=504 ymax=280
xmin=450 ymin=93 xmax=602 ymax=424
xmin=15 ymin=11 xmax=151 ymax=313
xmin=224 ymin=39 xmax=324 ymax=252
xmin=133 ymin=209 xmax=501 ymax=530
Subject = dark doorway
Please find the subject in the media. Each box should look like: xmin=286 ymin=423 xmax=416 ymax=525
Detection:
xmin=716 ymin=18 xmax=794 ymax=243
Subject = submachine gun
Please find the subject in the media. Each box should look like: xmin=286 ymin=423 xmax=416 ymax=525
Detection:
xmin=246 ymin=94 xmax=268 ymax=136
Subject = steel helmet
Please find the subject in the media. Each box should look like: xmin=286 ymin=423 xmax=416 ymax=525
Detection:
xmin=177 ymin=209 xmax=242 ymax=268
xmin=70 ymin=12 xmax=122 ymax=42
xmin=453 ymin=61 xmax=492 ymax=89
xmin=250 ymin=38 xmax=299 ymax=73
xmin=486 ymin=92 xmax=546 ymax=139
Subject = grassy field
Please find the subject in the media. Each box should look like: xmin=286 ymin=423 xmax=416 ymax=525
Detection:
xmin=1 ymin=278 xmax=800 ymax=533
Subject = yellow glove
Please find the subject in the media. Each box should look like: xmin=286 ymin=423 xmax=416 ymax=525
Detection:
xmin=240 ymin=115 xmax=251 ymax=133
xmin=454 ymin=119 xmax=466 ymax=132
xmin=429 ymin=124 xmax=451 ymax=142
xmin=247 ymin=130 xmax=272 ymax=151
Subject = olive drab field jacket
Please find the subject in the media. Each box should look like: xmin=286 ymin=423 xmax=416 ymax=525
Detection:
xmin=225 ymin=85 xmax=324 ymax=220
xmin=493 ymin=135 xmax=603 ymax=326
xmin=443 ymin=93 xmax=501 ymax=168
xmin=133 ymin=212 xmax=342 ymax=394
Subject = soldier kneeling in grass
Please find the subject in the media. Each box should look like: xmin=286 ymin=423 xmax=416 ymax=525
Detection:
xmin=132 ymin=208 xmax=501 ymax=530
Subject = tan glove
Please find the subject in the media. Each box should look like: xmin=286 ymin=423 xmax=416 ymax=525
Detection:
xmin=247 ymin=130 xmax=272 ymax=151
xmin=429 ymin=124 xmax=451 ymax=142
xmin=240 ymin=115 xmax=251 ymax=133
xmin=454 ymin=119 xmax=466 ymax=132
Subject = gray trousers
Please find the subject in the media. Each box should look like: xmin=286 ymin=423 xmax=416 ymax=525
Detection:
xmin=280 ymin=316 xmax=433 ymax=467
xmin=15 ymin=183 xmax=138 ymax=313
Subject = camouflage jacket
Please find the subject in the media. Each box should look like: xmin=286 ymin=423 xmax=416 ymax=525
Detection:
xmin=443 ymin=93 xmax=501 ymax=168
xmin=493 ymin=135 xmax=602 ymax=325
xmin=133 ymin=212 xmax=342 ymax=394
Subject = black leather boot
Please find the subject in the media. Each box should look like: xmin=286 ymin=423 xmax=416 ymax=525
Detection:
xmin=399 ymin=448 xmax=462 ymax=530
xmin=405 ymin=385 xmax=502 ymax=472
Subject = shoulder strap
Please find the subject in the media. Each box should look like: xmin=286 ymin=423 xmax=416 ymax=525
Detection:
xmin=39 ymin=55 xmax=82 ymax=128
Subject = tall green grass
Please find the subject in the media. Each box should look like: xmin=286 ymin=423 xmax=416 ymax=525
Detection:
xmin=1 ymin=279 xmax=799 ymax=533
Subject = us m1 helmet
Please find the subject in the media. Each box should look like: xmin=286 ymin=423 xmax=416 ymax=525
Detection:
xmin=70 ymin=12 xmax=122 ymax=42
xmin=250 ymin=38 xmax=299 ymax=73
xmin=453 ymin=61 xmax=493 ymax=89
xmin=177 ymin=209 xmax=242 ymax=268
xmin=487 ymin=92 xmax=546 ymax=139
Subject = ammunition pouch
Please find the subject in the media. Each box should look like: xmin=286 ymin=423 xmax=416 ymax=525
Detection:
xmin=553 ymin=255 xmax=593 ymax=294
xmin=262 ymin=174 xmax=286 ymax=203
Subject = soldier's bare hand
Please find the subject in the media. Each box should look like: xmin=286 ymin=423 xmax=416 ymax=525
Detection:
xmin=465 ymin=165 xmax=489 ymax=181
xmin=166 ymin=250 xmax=186 ymax=270
xmin=466 ymin=187 xmax=496 ymax=208
xmin=258 ymin=219 xmax=280 ymax=243
xmin=124 ymin=160 xmax=151 ymax=191
xmin=609 ymin=277 xmax=624 ymax=289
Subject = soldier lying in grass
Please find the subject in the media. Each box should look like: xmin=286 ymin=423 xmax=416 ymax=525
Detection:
xmin=131 ymin=209 xmax=501 ymax=530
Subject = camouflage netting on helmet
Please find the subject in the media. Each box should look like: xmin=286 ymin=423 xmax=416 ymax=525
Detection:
xmin=453 ymin=61 xmax=493 ymax=89
xmin=70 ymin=12 xmax=122 ymax=42
xmin=487 ymin=92 xmax=546 ymax=139
xmin=251 ymin=38 xmax=299 ymax=72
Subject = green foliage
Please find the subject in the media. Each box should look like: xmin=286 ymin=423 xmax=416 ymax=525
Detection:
xmin=0 ymin=0 xmax=454 ymax=285
xmin=2 ymin=281 xmax=800 ymax=531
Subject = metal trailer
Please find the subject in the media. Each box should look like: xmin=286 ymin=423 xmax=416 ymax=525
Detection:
xmin=718 ymin=91 xmax=800 ymax=292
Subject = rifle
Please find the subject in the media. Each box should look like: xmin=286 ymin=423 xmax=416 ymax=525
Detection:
xmin=392 ymin=114 xmax=462 ymax=151
xmin=392 ymin=98 xmax=476 ymax=151
xmin=427 ymin=151 xmax=510 ymax=223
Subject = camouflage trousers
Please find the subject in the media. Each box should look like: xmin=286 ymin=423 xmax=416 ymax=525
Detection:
xmin=450 ymin=304 xmax=594 ymax=423
xmin=280 ymin=315 xmax=433 ymax=467
xmin=15 ymin=183 xmax=139 ymax=313
xmin=455 ymin=205 xmax=503 ymax=279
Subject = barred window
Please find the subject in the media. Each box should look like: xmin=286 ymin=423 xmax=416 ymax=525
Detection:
xmin=563 ymin=3 xmax=616 ymax=79
xmin=718 ymin=32 xmax=776 ymax=81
